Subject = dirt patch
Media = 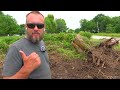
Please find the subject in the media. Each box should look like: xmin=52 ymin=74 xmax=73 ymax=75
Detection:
xmin=1 ymin=49 xmax=120 ymax=79
xmin=49 ymin=50 xmax=120 ymax=79
xmin=50 ymin=38 xmax=120 ymax=79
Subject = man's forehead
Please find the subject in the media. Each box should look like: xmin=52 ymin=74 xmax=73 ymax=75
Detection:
xmin=26 ymin=14 xmax=44 ymax=23
xmin=27 ymin=13 xmax=44 ymax=19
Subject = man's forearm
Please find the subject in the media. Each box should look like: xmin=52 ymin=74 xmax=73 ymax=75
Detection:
xmin=3 ymin=66 xmax=32 ymax=79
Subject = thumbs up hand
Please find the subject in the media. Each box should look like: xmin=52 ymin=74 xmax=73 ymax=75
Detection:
xmin=19 ymin=50 xmax=41 ymax=73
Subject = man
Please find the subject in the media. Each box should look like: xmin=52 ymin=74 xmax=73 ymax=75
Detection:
xmin=2 ymin=11 xmax=51 ymax=79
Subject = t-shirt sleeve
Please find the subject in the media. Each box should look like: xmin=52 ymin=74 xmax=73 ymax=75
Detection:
xmin=2 ymin=45 xmax=23 ymax=77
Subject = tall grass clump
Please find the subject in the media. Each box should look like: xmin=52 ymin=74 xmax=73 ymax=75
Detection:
xmin=0 ymin=36 xmax=22 ymax=53
xmin=113 ymin=44 xmax=120 ymax=51
xmin=79 ymin=31 xmax=92 ymax=39
xmin=44 ymin=33 xmax=87 ymax=60
xmin=44 ymin=32 xmax=76 ymax=42
xmin=0 ymin=42 xmax=9 ymax=53
xmin=57 ymin=48 xmax=86 ymax=61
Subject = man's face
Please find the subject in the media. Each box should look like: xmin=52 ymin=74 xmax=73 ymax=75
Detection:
xmin=25 ymin=13 xmax=45 ymax=44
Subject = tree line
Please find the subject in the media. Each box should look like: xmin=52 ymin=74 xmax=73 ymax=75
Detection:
xmin=0 ymin=11 xmax=120 ymax=36
xmin=79 ymin=14 xmax=120 ymax=33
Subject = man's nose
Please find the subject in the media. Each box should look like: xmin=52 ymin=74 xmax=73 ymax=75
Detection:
xmin=34 ymin=25 xmax=39 ymax=30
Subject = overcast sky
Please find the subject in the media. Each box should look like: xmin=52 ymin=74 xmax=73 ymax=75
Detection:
xmin=2 ymin=11 xmax=120 ymax=30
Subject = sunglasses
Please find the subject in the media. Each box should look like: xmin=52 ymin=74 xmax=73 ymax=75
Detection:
xmin=27 ymin=23 xmax=44 ymax=29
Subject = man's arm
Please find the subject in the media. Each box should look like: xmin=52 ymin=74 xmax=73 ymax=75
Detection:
xmin=3 ymin=51 xmax=41 ymax=79
xmin=3 ymin=66 xmax=31 ymax=79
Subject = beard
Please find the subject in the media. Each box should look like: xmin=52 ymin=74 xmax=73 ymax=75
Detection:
xmin=30 ymin=35 xmax=40 ymax=44
xmin=26 ymin=31 xmax=43 ymax=44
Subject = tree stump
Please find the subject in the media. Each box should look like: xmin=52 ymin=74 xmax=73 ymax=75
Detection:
xmin=72 ymin=34 xmax=120 ymax=69
xmin=72 ymin=34 xmax=89 ymax=53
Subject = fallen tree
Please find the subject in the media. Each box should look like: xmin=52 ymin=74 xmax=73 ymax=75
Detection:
xmin=72 ymin=34 xmax=120 ymax=69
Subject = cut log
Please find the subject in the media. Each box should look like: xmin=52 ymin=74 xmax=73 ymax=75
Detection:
xmin=72 ymin=34 xmax=89 ymax=52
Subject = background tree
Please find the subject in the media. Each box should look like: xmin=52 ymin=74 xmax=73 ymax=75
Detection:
xmin=106 ymin=24 xmax=115 ymax=33
xmin=55 ymin=18 xmax=67 ymax=33
xmin=0 ymin=13 xmax=20 ymax=36
xmin=75 ymin=28 xmax=81 ymax=33
xmin=45 ymin=14 xmax=57 ymax=33
xmin=67 ymin=29 xmax=74 ymax=33
xmin=110 ymin=16 xmax=120 ymax=33
xmin=80 ymin=19 xmax=96 ymax=32
xmin=0 ymin=11 xmax=4 ymax=15
xmin=92 ymin=13 xmax=111 ymax=33
xmin=19 ymin=24 xmax=25 ymax=35
xmin=80 ymin=19 xmax=88 ymax=32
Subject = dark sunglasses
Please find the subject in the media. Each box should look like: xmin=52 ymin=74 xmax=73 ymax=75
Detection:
xmin=27 ymin=23 xmax=44 ymax=29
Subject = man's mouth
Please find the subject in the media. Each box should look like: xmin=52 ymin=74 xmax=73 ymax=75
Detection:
xmin=32 ymin=33 xmax=40 ymax=37
xmin=32 ymin=32 xmax=40 ymax=35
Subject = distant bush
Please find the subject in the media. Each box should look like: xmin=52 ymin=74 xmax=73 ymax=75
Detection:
xmin=0 ymin=36 xmax=22 ymax=53
xmin=44 ymin=32 xmax=76 ymax=42
xmin=79 ymin=31 xmax=92 ymax=39
xmin=0 ymin=42 xmax=9 ymax=53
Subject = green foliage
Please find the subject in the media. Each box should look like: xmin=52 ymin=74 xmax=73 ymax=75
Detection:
xmin=19 ymin=24 xmax=25 ymax=35
xmin=44 ymin=33 xmax=87 ymax=60
xmin=0 ymin=14 xmax=20 ymax=36
xmin=79 ymin=31 xmax=92 ymax=39
xmin=1 ymin=36 xmax=21 ymax=44
xmin=80 ymin=19 xmax=96 ymax=32
xmin=57 ymin=32 xmax=75 ymax=42
xmin=90 ymin=38 xmax=103 ymax=46
xmin=2 ymin=33 xmax=120 ymax=62
xmin=75 ymin=28 xmax=80 ymax=33
xmin=55 ymin=18 xmax=67 ymax=33
xmin=44 ymin=32 xmax=76 ymax=42
xmin=79 ymin=13 xmax=120 ymax=33
xmin=93 ymin=33 xmax=120 ymax=37
xmin=0 ymin=42 xmax=9 ymax=53
xmin=93 ymin=14 xmax=111 ymax=33
xmin=106 ymin=24 xmax=115 ymax=33
xmin=67 ymin=29 xmax=75 ymax=33
xmin=0 ymin=11 xmax=4 ymax=15
xmin=113 ymin=44 xmax=120 ymax=51
xmin=57 ymin=48 xmax=85 ymax=61
xmin=45 ymin=14 xmax=68 ymax=33
xmin=45 ymin=14 xmax=57 ymax=33
xmin=44 ymin=33 xmax=59 ymax=41
xmin=0 ymin=36 xmax=22 ymax=53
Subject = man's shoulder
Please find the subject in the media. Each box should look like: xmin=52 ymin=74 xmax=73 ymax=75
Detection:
xmin=11 ymin=38 xmax=27 ymax=47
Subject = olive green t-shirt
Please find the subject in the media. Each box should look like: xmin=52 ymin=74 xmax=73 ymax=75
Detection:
xmin=2 ymin=38 xmax=51 ymax=79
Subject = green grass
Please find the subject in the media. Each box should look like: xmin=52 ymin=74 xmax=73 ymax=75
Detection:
xmin=113 ymin=44 xmax=120 ymax=51
xmin=0 ymin=50 xmax=5 ymax=61
xmin=93 ymin=33 xmax=120 ymax=37
xmin=1 ymin=33 xmax=120 ymax=61
xmin=0 ymin=36 xmax=23 ymax=53
xmin=79 ymin=31 xmax=92 ymax=39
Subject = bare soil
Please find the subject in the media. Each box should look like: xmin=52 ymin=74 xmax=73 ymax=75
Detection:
xmin=49 ymin=47 xmax=120 ymax=79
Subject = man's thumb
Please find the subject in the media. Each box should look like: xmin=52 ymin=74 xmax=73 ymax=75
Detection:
xmin=19 ymin=50 xmax=27 ymax=60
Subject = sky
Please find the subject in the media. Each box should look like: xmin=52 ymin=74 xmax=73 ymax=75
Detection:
xmin=2 ymin=11 xmax=120 ymax=30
